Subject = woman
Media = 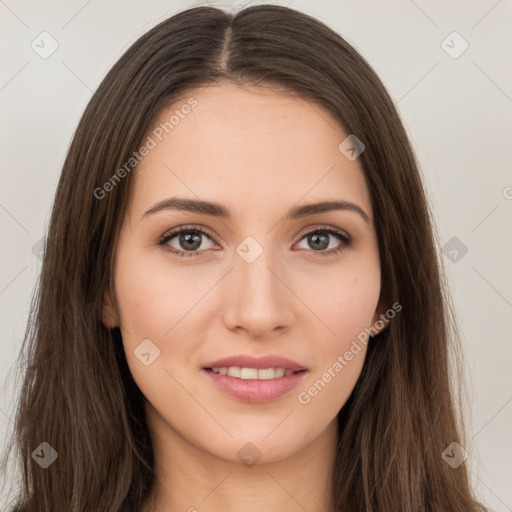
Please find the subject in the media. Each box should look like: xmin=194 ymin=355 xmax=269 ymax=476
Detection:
xmin=1 ymin=4 xmax=487 ymax=511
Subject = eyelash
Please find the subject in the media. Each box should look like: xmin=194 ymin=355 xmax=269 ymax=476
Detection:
xmin=157 ymin=224 xmax=352 ymax=258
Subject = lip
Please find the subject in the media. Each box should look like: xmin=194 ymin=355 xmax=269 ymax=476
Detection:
xmin=202 ymin=354 xmax=308 ymax=372
xmin=202 ymin=368 xmax=309 ymax=403
xmin=201 ymin=354 xmax=309 ymax=403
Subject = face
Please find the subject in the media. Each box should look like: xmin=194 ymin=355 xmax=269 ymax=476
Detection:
xmin=103 ymin=82 xmax=387 ymax=465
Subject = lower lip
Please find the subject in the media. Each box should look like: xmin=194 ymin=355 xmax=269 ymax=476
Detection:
xmin=202 ymin=369 xmax=309 ymax=403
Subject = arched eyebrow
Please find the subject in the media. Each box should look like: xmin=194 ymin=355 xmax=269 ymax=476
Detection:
xmin=142 ymin=197 xmax=370 ymax=224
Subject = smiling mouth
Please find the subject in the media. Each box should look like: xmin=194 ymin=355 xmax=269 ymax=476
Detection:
xmin=204 ymin=367 xmax=307 ymax=380
xmin=202 ymin=365 xmax=309 ymax=403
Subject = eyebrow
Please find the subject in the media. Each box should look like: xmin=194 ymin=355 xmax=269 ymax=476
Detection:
xmin=142 ymin=196 xmax=370 ymax=224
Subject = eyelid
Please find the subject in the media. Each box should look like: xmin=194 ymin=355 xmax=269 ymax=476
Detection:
xmin=158 ymin=224 xmax=219 ymax=244
xmin=157 ymin=223 xmax=352 ymax=256
xmin=295 ymin=223 xmax=350 ymax=240
xmin=159 ymin=224 xmax=350 ymax=243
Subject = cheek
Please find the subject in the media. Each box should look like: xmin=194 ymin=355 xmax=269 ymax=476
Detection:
xmin=113 ymin=251 xmax=199 ymax=404
xmin=113 ymin=247 xmax=213 ymax=382
xmin=325 ymin=272 xmax=380 ymax=343
xmin=299 ymin=252 xmax=381 ymax=348
xmin=295 ymin=254 xmax=380 ymax=405
xmin=114 ymin=247 xmax=197 ymax=336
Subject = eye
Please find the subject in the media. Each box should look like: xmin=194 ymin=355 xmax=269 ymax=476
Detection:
xmin=158 ymin=225 xmax=218 ymax=257
xmin=157 ymin=224 xmax=352 ymax=258
xmin=294 ymin=226 xmax=352 ymax=256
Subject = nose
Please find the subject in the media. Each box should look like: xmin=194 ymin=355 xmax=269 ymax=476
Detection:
xmin=220 ymin=245 xmax=295 ymax=339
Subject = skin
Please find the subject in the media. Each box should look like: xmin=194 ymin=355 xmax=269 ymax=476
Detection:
xmin=103 ymin=82 xmax=387 ymax=512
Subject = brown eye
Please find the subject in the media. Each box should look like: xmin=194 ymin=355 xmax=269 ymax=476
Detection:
xmin=158 ymin=226 xmax=217 ymax=257
xmin=295 ymin=227 xmax=351 ymax=255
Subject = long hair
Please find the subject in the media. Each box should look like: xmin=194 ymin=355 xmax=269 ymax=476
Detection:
xmin=1 ymin=4 xmax=487 ymax=511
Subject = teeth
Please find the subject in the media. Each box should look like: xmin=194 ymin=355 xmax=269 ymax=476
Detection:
xmin=210 ymin=366 xmax=297 ymax=380
xmin=227 ymin=366 xmax=241 ymax=378
xmin=274 ymin=368 xmax=286 ymax=378
xmin=240 ymin=367 xmax=258 ymax=379
xmin=257 ymin=368 xmax=277 ymax=380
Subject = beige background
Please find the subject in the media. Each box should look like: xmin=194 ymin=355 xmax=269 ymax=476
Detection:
xmin=1 ymin=0 xmax=511 ymax=509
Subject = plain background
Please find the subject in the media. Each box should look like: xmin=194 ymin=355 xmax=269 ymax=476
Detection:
xmin=1 ymin=0 xmax=511 ymax=509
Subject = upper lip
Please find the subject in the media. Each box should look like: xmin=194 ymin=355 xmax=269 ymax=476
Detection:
xmin=203 ymin=354 xmax=308 ymax=372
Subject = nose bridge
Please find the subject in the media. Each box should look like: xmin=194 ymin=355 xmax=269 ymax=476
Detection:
xmin=234 ymin=235 xmax=282 ymax=304
xmin=222 ymin=234 xmax=294 ymax=334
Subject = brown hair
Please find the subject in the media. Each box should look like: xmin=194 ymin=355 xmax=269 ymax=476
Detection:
xmin=1 ymin=4 xmax=487 ymax=511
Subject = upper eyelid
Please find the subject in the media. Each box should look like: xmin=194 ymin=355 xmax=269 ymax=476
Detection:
xmin=159 ymin=224 xmax=351 ymax=245
xmin=159 ymin=224 xmax=218 ymax=244
xmin=296 ymin=224 xmax=350 ymax=239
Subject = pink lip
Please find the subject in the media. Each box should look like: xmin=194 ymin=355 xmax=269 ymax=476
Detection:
xmin=202 ymin=354 xmax=307 ymax=371
xmin=201 ymin=368 xmax=309 ymax=403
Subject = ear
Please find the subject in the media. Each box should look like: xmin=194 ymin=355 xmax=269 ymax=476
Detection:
xmin=370 ymin=294 xmax=389 ymax=336
xmin=101 ymin=290 xmax=119 ymax=328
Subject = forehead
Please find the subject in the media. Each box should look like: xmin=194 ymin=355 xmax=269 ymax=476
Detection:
xmin=130 ymin=82 xmax=372 ymax=221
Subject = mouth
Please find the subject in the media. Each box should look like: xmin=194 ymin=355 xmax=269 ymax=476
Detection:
xmin=203 ymin=366 xmax=307 ymax=380
xmin=201 ymin=354 xmax=309 ymax=403
xmin=202 ymin=353 xmax=308 ymax=374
